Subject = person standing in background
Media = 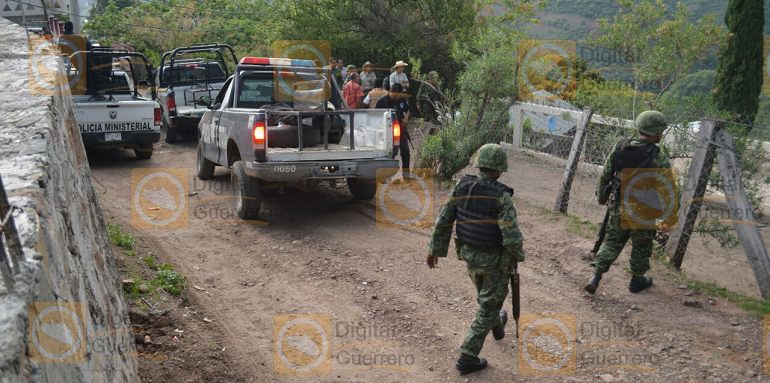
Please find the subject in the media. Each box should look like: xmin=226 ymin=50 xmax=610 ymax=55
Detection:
xmin=338 ymin=58 xmax=347 ymax=86
xmin=343 ymin=72 xmax=364 ymax=109
xmin=389 ymin=61 xmax=409 ymax=90
xmin=363 ymin=78 xmax=386 ymax=108
xmin=344 ymin=64 xmax=357 ymax=85
xmin=360 ymin=61 xmax=376 ymax=95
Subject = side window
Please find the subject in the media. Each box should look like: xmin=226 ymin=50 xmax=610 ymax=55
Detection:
xmin=214 ymin=77 xmax=233 ymax=109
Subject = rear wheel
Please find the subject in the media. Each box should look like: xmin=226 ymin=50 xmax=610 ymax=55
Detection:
xmin=134 ymin=143 xmax=153 ymax=159
xmin=348 ymin=179 xmax=377 ymax=200
xmin=231 ymin=161 xmax=261 ymax=219
xmin=196 ymin=142 xmax=215 ymax=180
xmin=163 ymin=118 xmax=178 ymax=143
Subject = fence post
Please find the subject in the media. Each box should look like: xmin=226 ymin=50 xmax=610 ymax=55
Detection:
xmin=554 ymin=107 xmax=594 ymax=213
xmin=0 ymin=174 xmax=23 ymax=293
xmin=714 ymin=130 xmax=770 ymax=299
xmin=510 ymin=103 xmax=523 ymax=150
xmin=665 ymin=119 xmax=722 ymax=269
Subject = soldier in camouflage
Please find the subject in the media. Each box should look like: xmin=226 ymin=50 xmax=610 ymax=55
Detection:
xmin=417 ymin=71 xmax=441 ymax=124
xmin=427 ymin=144 xmax=525 ymax=374
xmin=585 ymin=110 xmax=674 ymax=294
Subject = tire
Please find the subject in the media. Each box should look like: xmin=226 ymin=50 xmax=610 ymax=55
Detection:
xmin=196 ymin=142 xmax=215 ymax=180
xmin=134 ymin=144 xmax=153 ymax=159
xmin=163 ymin=118 xmax=179 ymax=143
xmin=267 ymin=124 xmax=319 ymax=148
xmin=231 ymin=161 xmax=261 ymax=219
xmin=348 ymin=178 xmax=377 ymax=200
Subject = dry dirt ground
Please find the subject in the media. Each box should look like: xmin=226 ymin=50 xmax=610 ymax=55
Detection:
xmin=87 ymin=131 xmax=768 ymax=383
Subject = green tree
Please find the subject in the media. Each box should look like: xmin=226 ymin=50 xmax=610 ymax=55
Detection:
xmin=92 ymin=0 xmax=136 ymax=16
xmin=587 ymin=0 xmax=727 ymax=111
xmin=284 ymin=0 xmax=478 ymax=87
xmin=712 ymin=0 xmax=765 ymax=126
xmin=416 ymin=0 xmax=546 ymax=178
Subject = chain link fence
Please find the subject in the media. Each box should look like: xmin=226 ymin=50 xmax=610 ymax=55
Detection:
xmin=504 ymin=100 xmax=770 ymax=297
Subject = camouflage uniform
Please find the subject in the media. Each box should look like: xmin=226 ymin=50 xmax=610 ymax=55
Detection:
xmin=591 ymin=111 xmax=673 ymax=282
xmin=428 ymin=144 xmax=525 ymax=360
xmin=417 ymin=71 xmax=441 ymax=123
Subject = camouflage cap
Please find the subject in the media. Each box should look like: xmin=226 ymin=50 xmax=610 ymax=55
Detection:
xmin=473 ymin=143 xmax=508 ymax=173
xmin=428 ymin=71 xmax=439 ymax=80
xmin=347 ymin=64 xmax=357 ymax=71
xmin=635 ymin=110 xmax=667 ymax=136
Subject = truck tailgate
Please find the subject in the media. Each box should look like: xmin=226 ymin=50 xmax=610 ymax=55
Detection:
xmin=76 ymin=100 xmax=158 ymax=134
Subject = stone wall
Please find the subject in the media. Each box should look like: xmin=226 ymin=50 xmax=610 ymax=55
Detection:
xmin=0 ymin=18 xmax=138 ymax=383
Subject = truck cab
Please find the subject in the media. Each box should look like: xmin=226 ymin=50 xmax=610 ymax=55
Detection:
xmin=154 ymin=44 xmax=237 ymax=143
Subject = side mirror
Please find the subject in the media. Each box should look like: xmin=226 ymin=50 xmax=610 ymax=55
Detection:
xmin=210 ymin=103 xmax=221 ymax=110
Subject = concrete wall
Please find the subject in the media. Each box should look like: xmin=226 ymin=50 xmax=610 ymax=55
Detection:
xmin=0 ymin=18 xmax=138 ymax=383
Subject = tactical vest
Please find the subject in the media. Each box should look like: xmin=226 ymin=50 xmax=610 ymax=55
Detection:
xmin=611 ymin=139 xmax=660 ymax=189
xmin=455 ymin=175 xmax=514 ymax=248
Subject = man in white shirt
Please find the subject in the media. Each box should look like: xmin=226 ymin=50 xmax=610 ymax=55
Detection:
xmin=389 ymin=61 xmax=409 ymax=90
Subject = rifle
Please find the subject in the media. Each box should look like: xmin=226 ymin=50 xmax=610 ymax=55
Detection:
xmin=511 ymin=267 xmax=520 ymax=339
xmin=591 ymin=180 xmax=616 ymax=254
xmin=591 ymin=208 xmax=610 ymax=254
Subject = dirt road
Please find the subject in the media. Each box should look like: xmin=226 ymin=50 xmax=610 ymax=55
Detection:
xmin=88 ymin=140 xmax=765 ymax=383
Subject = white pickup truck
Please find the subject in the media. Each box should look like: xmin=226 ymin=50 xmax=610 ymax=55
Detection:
xmin=196 ymin=57 xmax=401 ymax=219
xmin=73 ymin=50 xmax=160 ymax=159
xmin=155 ymin=44 xmax=237 ymax=143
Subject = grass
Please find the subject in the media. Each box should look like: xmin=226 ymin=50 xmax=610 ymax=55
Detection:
xmin=107 ymin=224 xmax=136 ymax=249
xmin=685 ymin=280 xmax=770 ymax=318
xmin=536 ymin=208 xmax=599 ymax=238
xmin=139 ymin=254 xmax=187 ymax=296
xmin=566 ymin=214 xmax=599 ymax=239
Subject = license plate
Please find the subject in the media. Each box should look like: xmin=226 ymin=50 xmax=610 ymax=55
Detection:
xmin=105 ymin=132 xmax=122 ymax=141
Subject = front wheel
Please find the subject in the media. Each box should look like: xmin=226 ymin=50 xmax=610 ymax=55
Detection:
xmin=231 ymin=161 xmax=261 ymax=219
xmin=196 ymin=143 xmax=215 ymax=180
xmin=348 ymin=179 xmax=377 ymax=200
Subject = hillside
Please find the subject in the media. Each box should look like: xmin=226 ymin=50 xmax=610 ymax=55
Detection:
xmin=530 ymin=0 xmax=769 ymax=40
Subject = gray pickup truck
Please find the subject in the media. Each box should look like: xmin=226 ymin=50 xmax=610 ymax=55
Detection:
xmin=155 ymin=44 xmax=236 ymax=143
xmin=196 ymin=57 xmax=400 ymax=219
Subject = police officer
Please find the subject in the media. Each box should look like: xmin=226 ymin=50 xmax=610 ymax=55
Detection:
xmin=427 ymin=144 xmax=525 ymax=374
xmin=585 ymin=111 xmax=674 ymax=294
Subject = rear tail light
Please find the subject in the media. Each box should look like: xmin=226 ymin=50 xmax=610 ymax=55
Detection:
xmin=154 ymin=107 xmax=161 ymax=126
xmin=393 ymin=117 xmax=401 ymax=147
xmin=253 ymin=120 xmax=267 ymax=162
xmin=167 ymin=93 xmax=176 ymax=114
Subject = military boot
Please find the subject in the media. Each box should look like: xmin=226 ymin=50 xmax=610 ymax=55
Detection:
xmin=583 ymin=274 xmax=602 ymax=294
xmin=492 ymin=309 xmax=508 ymax=340
xmin=456 ymin=356 xmax=488 ymax=374
xmin=629 ymin=276 xmax=653 ymax=293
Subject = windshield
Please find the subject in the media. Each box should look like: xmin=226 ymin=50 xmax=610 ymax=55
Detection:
xmin=236 ymin=72 xmax=340 ymax=109
xmin=162 ymin=63 xmax=226 ymax=85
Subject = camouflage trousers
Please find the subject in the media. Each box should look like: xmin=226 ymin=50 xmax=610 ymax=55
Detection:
xmin=591 ymin=205 xmax=655 ymax=279
xmin=459 ymin=265 xmax=510 ymax=359
xmin=420 ymin=102 xmax=437 ymax=124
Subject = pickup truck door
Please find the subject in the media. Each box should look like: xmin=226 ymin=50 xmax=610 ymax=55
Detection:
xmin=203 ymin=76 xmax=233 ymax=165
